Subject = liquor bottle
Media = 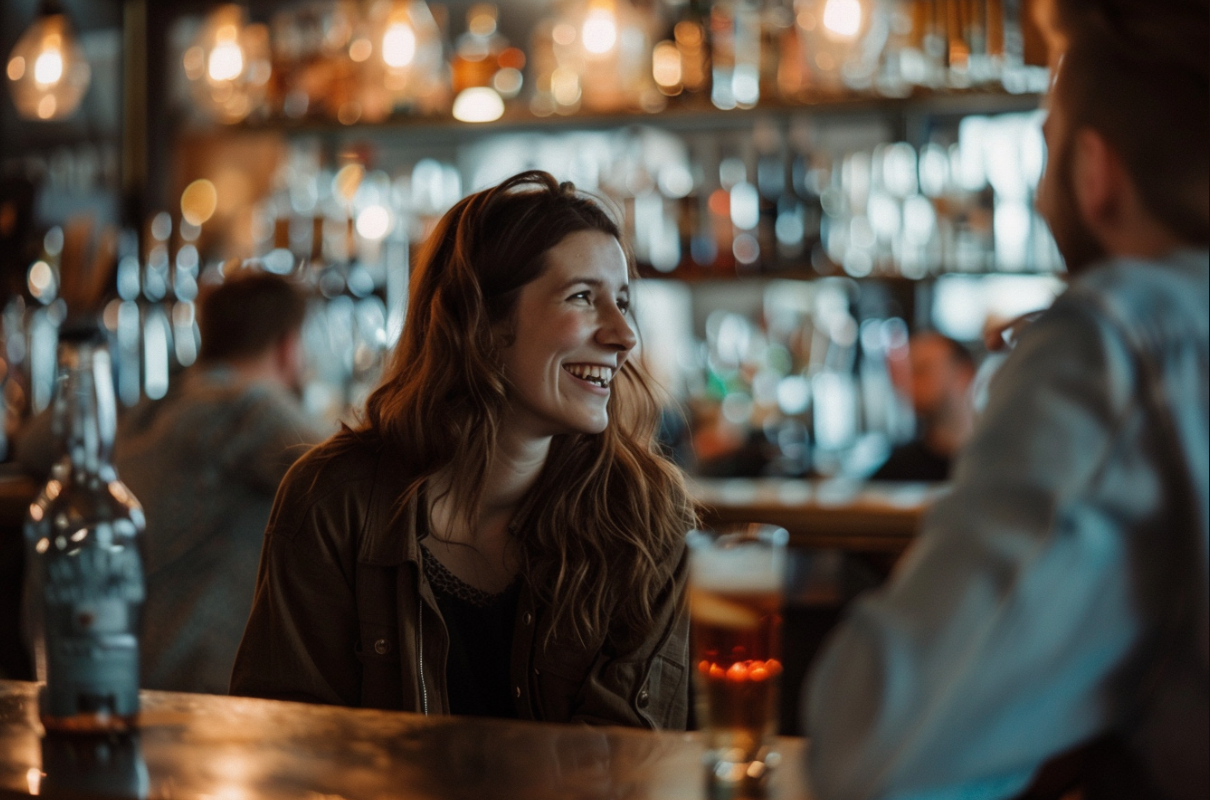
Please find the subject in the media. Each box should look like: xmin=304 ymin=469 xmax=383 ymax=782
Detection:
xmin=25 ymin=320 xmax=146 ymax=732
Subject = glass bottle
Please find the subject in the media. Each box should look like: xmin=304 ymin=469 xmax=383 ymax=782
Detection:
xmin=25 ymin=321 xmax=146 ymax=732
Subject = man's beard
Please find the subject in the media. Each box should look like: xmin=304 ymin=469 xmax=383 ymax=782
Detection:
xmin=1041 ymin=137 xmax=1108 ymax=275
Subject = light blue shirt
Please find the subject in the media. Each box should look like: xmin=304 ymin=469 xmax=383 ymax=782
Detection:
xmin=805 ymin=250 xmax=1209 ymax=800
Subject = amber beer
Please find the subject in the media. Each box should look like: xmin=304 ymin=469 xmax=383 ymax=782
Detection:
xmin=688 ymin=526 xmax=788 ymax=783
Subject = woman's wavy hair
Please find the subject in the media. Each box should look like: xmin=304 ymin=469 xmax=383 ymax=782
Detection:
xmin=350 ymin=170 xmax=694 ymax=647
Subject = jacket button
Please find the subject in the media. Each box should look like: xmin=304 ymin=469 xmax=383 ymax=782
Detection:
xmin=637 ymin=686 xmax=650 ymax=708
xmin=523 ymin=612 xmax=533 ymax=626
xmin=373 ymin=638 xmax=391 ymax=655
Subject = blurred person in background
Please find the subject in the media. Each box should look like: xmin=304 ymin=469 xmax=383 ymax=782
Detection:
xmin=116 ymin=270 xmax=325 ymax=694
xmin=805 ymin=1 xmax=1209 ymax=798
xmin=873 ymin=331 xmax=976 ymax=482
xmin=231 ymin=172 xmax=695 ymax=728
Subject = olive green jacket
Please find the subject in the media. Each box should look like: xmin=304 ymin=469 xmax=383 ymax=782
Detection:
xmin=230 ymin=434 xmax=691 ymax=729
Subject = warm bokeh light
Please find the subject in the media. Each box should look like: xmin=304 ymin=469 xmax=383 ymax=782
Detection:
xmin=822 ymin=0 xmax=862 ymax=39
xmin=333 ymin=164 xmax=366 ymax=203
xmin=452 ymin=86 xmax=504 ymax=122
xmin=356 ymin=205 xmax=392 ymax=240
xmin=383 ymin=21 xmax=417 ymax=67
xmin=28 ymin=260 xmax=54 ymax=300
xmin=6 ymin=12 xmax=90 ymax=121
xmin=552 ymin=23 xmax=576 ymax=47
xmin=207 ymin=27 xmax=244 ymax=81
xmin=581 ymin=2 xmax=618 ymax=55
xmin=551 ymin=67 xmax=580 ymax=106
xmin=493 ymin=67 xmax=523 ymax=97
xmin=34 ymin=41 xmax=63 ymax=84
xmin=652 ymin=40 xmax=682 ymax=92
xmin=186 ymin=6 xmax=270 ymax=124
xmin=467 ymin=3 xmax=497 ymax=37
xmin=348 ymin=37 xmax=372 ymax=62
xmin=181 ymin=179 xmax=219 ymax=226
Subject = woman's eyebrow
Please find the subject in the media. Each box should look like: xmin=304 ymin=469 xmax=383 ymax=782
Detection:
xmin=556 ymin=278 xmax=630 ymax=295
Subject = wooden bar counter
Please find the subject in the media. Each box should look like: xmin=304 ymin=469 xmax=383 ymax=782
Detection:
xmin=0 ymin=681 xmax=812 ymax=799
xmin=691 ymin=478 xmax=944 ymax=554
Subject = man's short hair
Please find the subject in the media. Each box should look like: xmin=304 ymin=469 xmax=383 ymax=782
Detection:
xmin=198 ymin=271 xmax=309 ymax=363
xmin=1054 ymin=0 xmax=1209 ymax=245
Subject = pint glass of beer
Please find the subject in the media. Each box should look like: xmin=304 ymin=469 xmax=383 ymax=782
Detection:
xmin=687 ymin=525 xmax=788 ymax=785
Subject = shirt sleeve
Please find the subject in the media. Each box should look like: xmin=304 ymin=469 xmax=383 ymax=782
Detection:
xmin=805 ymin=298 xmax=1153 ymax=800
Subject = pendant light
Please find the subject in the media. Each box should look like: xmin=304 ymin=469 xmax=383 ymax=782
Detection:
xmin=5 ymin=0 xmax=91 ymax=121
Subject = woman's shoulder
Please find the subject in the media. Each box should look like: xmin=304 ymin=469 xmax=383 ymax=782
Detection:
xmin=274 ymin=429 xmax=395 ymax=523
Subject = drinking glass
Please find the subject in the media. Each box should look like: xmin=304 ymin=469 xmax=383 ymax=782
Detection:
xmin=687 ymin=524 xmax=789 ymax=789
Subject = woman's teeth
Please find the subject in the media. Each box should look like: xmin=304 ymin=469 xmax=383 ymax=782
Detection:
xmin=564 ymin=364 xmax=614 ymax=387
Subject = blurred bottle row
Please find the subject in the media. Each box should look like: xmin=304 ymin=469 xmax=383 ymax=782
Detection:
xmin=0 ymin=204 xmax=398 ymax=448
xmin=233 ymin=106 xmax=1059 ymax=285
xmin=634 ymin=269 xmax=1061 ymax=479
xmin=175 ymin=0 xmax=1049 ymax=126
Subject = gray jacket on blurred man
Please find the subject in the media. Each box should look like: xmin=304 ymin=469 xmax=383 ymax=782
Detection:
xmin=123 ymin=271 xmax=325 ymax=694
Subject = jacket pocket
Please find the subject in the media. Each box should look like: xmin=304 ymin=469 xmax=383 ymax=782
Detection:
xmin=531 ymin=645 xmax=596 ymax=722
xmin=639 ymin=653 xmax=687 ymax=729
xmin=354 ymin=621 xmax=404 ymax=709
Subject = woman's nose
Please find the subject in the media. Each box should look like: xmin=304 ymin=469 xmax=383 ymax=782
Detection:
xmin=598 ymin=303 xmax=637 ymax=352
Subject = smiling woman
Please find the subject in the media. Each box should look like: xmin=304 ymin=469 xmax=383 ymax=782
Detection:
xmin=231 ymin=171 xmax=697 ymax=730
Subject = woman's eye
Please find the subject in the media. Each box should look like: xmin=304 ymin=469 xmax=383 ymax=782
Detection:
xmin=569 ymin=290 xmax=591 ymax=303
xmin=617 ymin=298 xmax=631 ymax=313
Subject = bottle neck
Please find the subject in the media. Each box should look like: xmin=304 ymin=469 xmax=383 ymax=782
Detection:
xmin=51 ymin=339 xmax=118 ymax=479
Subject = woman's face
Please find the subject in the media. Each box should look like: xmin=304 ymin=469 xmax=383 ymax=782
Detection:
xmin=499 ymin=229 xmax=637 ymax=441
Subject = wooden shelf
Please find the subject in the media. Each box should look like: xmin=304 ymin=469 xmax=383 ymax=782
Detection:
xmin=192 ymin=88 xmax=1043 ymax=144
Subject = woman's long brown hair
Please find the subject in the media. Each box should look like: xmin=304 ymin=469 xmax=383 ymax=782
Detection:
xmin=343 ymin=170 xmax=694 ymax=647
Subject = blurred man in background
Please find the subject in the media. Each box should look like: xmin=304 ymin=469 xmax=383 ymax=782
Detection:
xmin=805 ymin=1 xmax=1209 ymax=798
xmin=874 ymin=331 xmax=976 ymax=482
xmin=116 ymin=270 xmax=325 ymax=694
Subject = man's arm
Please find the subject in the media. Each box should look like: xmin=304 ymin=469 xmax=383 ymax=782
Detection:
xmin=805 ymin=297 xmax=1153 ymax=800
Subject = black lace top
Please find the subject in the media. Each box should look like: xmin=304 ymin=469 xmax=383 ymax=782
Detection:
xmin=420 ymin=543 xmax=520 ymax=719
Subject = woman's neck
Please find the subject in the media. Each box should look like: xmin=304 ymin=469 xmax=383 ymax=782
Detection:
xmin=429 ymin=431 xmax=551 ymax=547
xmin=424 ymin=432 xmax=550 ymax=593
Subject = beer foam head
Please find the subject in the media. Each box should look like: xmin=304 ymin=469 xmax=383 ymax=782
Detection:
xmin=689 ymin=540 xmax=785 ymax=593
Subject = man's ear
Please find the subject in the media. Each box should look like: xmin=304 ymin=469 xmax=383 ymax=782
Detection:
xmin=274 ymin=330 xmax=302 ymax=380
xmin=1071 ymin=127 xmax=1126 ymax=235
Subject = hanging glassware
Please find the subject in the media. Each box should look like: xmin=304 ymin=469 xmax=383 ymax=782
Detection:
xmin=182 ymin=4 xmax=272 ymax=124
xmin=5 ymin=0 xmax=91 ymax=121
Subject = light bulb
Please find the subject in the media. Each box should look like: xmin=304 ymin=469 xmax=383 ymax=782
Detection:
xmin=6 ymin=11 xmax=90 ymax=121
xmin=184 ymin=5 xmax=270 ymax=124
xmin=207 ymin=30 xmax=244 ymax=82
xmin=34 ymin=42 xmax=63 ymax=84
xmin=383 ymin=21 xmax=417 ymax=67
xmin=452 ymin=86 xmax=504 ymax=122
xmin=822 ymin=0 xmax=862 ymax=39
xmin=582 ymin=1 xmax=618 ymax=55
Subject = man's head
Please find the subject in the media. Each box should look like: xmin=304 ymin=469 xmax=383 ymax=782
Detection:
xmin=198 ymin=270 xmax=309 ymax=391
xmin=908 ymin=333 xmax=976 ymax=426
xmin=1036 ymin=0 xmax=1209 ymax=272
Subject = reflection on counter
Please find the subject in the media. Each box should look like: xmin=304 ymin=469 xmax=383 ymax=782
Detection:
xmin=38 ymin=731 xmax=150 ymax=800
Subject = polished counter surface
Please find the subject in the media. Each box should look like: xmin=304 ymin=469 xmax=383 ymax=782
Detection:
xmin=691 ymin=478 xmax=943 ymax=553
xmin=0 ymin=681 xmax=812 ymax=799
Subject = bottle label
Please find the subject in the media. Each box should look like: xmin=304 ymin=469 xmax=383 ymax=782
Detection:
xmin=42 ymin=546 xmax=143 ymax=719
